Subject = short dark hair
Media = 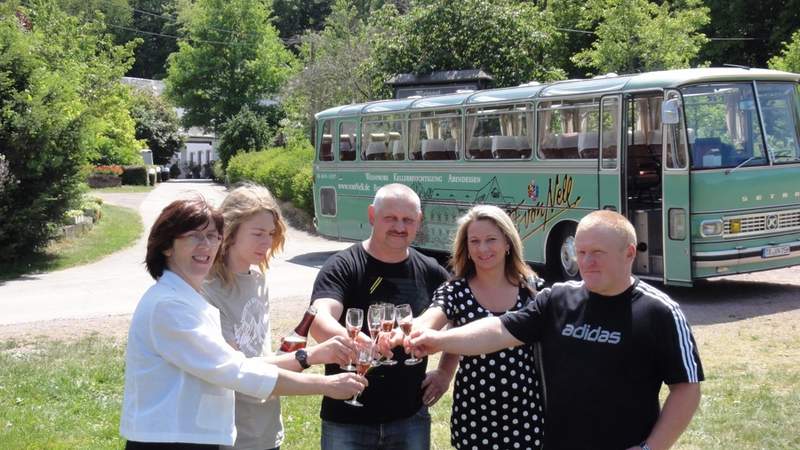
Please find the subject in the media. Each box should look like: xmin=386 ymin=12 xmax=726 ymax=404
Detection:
xmin=145 ymin=197 xmax=224 ymax=280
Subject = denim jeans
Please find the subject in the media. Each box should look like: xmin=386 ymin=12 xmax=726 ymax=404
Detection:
xmin=320 ymin=407 xmax=431 ymax=450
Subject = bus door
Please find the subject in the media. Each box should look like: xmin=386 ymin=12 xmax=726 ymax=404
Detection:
xmin=660 ymin=90 xmax=692 ymax=285
xmin=624 ymin=92 xmax=665 ymax=279
xmin=598 ymin=95 xmax=622 ymax=212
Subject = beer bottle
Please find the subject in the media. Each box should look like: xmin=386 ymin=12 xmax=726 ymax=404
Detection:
xmin=278 ymin=304 xmax=317 ymax=353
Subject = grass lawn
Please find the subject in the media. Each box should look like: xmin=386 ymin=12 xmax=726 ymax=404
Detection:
xmin=0 ymin=204 xmax=142 ymax=281
xmin=89 ymin=185 xmax=155 ymax=194
xmin=1 ymin=313 xmax=798 ymax=449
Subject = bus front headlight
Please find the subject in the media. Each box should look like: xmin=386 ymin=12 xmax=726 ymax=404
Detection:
xmin=701 ymin=219 xmax=724 ymax=237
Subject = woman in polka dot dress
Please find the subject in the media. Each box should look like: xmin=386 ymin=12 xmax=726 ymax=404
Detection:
xmin=413 ymin=205 xmax=544 ymax=450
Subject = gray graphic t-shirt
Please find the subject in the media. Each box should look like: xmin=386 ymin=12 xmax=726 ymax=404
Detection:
xmin=204 ymin=269 xmax=284 ymax=450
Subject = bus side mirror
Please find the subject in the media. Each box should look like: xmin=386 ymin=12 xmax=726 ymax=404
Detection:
xmin=662 ymin=99 xmax=680 ymax=125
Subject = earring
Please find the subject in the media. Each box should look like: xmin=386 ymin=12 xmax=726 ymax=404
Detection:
xmin=506 ymin=249 xmax=510 ymax=256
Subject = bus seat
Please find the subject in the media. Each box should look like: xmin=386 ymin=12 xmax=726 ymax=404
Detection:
xmin=445 ymin=138 xmax=458 ymax=159
xmin=391 ymin=140 xmax=405 ymax=160
xmin=492 ymin=135 xmax=520 ymax=159
xmin=422 ymin=139 xmax=448 ymax=160
xmin=691 ymin=138 xmax=723 ymax=169
xmin=320 ymin=134 xmax=333 ymax=161
xmin=340 ymin=134 xmax=356 ymax=161
xmin=578 ymin=131 xmax=599 ymax=159
xmin=557 ymin=133 xmax=579 ymax=159
xmin=468 ymin=136 xmax=492 ymax=159
xmin=517 ymin=136 xmax=532 ymax=158
xmin=366 ymin=142 xmax=387 ymax=160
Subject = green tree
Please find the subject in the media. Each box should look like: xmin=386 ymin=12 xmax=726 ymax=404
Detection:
xmin=572 ymin=0 xmax=710 ymax=75
xmin=130 ymin=90 xmax=185 ymax=164
xmin=769 ymin=29 xmax=800 ymax=73
xmin=0 ymin=1 xmax=136 ymax=262
xmin=271 ymin=0 xmax=333 ymax=45
xmin=369 ymin=0 xmax=565 ymax=96
xmin=700 ymin=0 xmax=800 ymax=69
xmin=282 ymin=0 xmax=379 ymax=131
xmin=165 ymin=0 xmax=296 ymax=131
xmin=217 ymin=105 xmax=280 ymax=169
xmin=126 ymin=0 xmax=181 ymax=79
xmin=543 ymin=0 xmax=597 ymax=79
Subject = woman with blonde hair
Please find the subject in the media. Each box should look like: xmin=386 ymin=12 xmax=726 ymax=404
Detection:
xmin=411 ymin=204 xmax=545 ymax=450
xmin=203 ymin=184 xmax=356 ymax=450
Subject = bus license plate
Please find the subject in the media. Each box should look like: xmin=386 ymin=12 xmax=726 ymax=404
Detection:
xmin=762 ymin=245 xmax=791 ymax=258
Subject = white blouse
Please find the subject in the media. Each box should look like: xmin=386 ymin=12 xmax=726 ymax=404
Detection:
xmin=120 ymin=270 xmax=278 ymax=445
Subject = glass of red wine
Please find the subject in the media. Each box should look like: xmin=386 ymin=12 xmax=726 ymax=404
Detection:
xmin=344 ymin=345 xmax=373 ymax=407
xmin=342 ymin=307 xmax=363 ymax=372
xmin=395 ymin=304 xmax=421 ymax=365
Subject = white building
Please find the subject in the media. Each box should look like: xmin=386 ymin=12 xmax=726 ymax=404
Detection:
xmin=121 ymin=77 xmax=218 ymax=176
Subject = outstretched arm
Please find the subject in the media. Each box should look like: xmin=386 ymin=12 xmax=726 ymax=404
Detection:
xmin=627 ymin=382 xmax=701 ymax=450
xmin=409 ymin=316 xmax=523 ymax=357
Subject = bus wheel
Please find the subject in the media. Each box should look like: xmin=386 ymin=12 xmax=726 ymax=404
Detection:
xmin=549 ymin=223 xmax=580 ymax=281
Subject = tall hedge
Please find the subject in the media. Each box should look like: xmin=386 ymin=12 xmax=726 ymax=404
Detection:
xmin=0 ymin=3 xmax=135 ymax=262
xmin=226 ymin=143 xmax=314 ymax=214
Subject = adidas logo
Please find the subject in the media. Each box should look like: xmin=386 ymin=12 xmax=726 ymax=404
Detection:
xmin=561 ymin=323 xmax=622 ymax=344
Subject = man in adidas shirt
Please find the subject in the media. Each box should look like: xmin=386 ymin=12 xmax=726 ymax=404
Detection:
xmin=409 ymin=210 xmax=703 ymax=450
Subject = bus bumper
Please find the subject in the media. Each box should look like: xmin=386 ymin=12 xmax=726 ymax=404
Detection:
xmin=692 ymin=240 xmax=800 ymax=277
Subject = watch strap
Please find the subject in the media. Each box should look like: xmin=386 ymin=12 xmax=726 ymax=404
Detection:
xmin=295 ymin=348 xmax=311 ymax=370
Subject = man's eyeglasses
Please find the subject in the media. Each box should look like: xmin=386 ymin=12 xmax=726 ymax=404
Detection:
xmin=179 ymin=231 xmax=222 ymax=246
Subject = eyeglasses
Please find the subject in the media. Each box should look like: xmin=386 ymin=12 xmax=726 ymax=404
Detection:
xmin=178 ymin=231 xmax=222 ymax=246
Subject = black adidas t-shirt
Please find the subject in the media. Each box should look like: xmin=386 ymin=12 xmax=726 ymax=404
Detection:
xmin=311 ymin=243 xmax=449 ymax=424
xmin=500 ymin=279 xmax=704 ymax=450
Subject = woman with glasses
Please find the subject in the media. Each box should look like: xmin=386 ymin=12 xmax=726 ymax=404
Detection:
xmin=410 ymin=205 xmax=545 ymax=450
xmin=120 ymin=197 xmax=366 ymax=450
xmin=203 ymin=184 xmax=356 ymax=450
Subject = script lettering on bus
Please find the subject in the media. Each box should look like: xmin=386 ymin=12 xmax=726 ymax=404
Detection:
xmin=508 ymin=174 xmax=582 ymax=241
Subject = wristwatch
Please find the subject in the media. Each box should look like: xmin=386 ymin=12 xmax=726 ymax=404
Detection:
xmin=640 ymin=442 xmax=652 ymax=450
xmin=295 ymin=348 xmax=310 ymax=370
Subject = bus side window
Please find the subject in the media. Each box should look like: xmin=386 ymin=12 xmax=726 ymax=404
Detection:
xmin=339 ymin=122 xmax=357 ymax=161
xmin=319 ymin=120 xmax=333 ymax=161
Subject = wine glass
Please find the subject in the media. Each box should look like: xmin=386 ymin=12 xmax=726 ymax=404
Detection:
xmin=367 ymin=304 xmax=383 ymax=366
xmin=344 ymin=346 xmax=373 ymax=407
xmin=342 ymin=308 xmax=363 ymax=372
xmin=380 ymin=303 xmax=398 ymax=366
xmin=395 ymin=304 xmax=421 ymax=366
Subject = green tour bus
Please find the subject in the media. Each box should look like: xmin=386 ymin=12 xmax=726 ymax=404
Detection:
xmin=312 ymin=68 xmax=800 ymax=286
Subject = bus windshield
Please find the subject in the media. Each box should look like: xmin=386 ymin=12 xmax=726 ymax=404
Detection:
xmin=757 ymin=82 xmax=800 ymax=164
xmin=681 ymin=83 xmax=768 ymax=170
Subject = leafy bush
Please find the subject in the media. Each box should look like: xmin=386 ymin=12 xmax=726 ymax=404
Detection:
xmin=210 ymin=160 xmax=225 ymax=183
xmin=130 ymin=91 xmax=185 ymax=165
xmin=121 ymin=166 xmax=148 ymax=185
xmin=217 ymin=105 xmax=282 ymax=169
xmin=226 ymin=140 xmax=314 ymax=214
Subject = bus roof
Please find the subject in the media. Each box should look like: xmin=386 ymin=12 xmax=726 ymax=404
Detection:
xmin=315 ymin=68 xmax=800 ymax=119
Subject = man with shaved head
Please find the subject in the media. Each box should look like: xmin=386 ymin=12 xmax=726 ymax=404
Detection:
xmin=410 ymin=210 xmax=704 ymax=450
xmin=310 ymin=183 xmax=451 ymax=450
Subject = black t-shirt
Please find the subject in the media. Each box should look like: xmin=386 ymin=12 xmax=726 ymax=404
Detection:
xmin=311 ymin=243 xmax=449 ymax=424
xmin=500 ymin=279 xmax=704 ymax=450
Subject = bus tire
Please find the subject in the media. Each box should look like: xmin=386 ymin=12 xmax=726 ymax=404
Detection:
xmin=548 ymin=222 xmax=580 ymax=282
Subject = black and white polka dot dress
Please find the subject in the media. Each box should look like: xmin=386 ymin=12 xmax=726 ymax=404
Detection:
xmin=432 ymin=279 xmax=544 ymax=450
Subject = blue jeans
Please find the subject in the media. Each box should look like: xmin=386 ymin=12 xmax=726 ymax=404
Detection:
xmin=321 ymin=407 xmax=431 ymax=450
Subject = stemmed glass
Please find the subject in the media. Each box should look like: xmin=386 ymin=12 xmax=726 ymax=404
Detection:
xmin=367 ymin=304 xmax=384 ymax=366
xmin=395 ymin=304 xmax=422 ymax=366
xmin=380 ymin=303 xmax=398 ymax=366
xmin=344 ymin=345 xmax=373 ymax=407
xmin=342 ymin=308 xmax=363 ymax=372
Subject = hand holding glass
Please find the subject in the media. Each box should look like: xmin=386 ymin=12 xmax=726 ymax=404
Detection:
xmin=342 ymin=308 xmax=363 ymax=372
xmin=395 ymin=304 xmax=421 ymax=365
xmin=344 ymin=346 xmax=373 ymax=407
